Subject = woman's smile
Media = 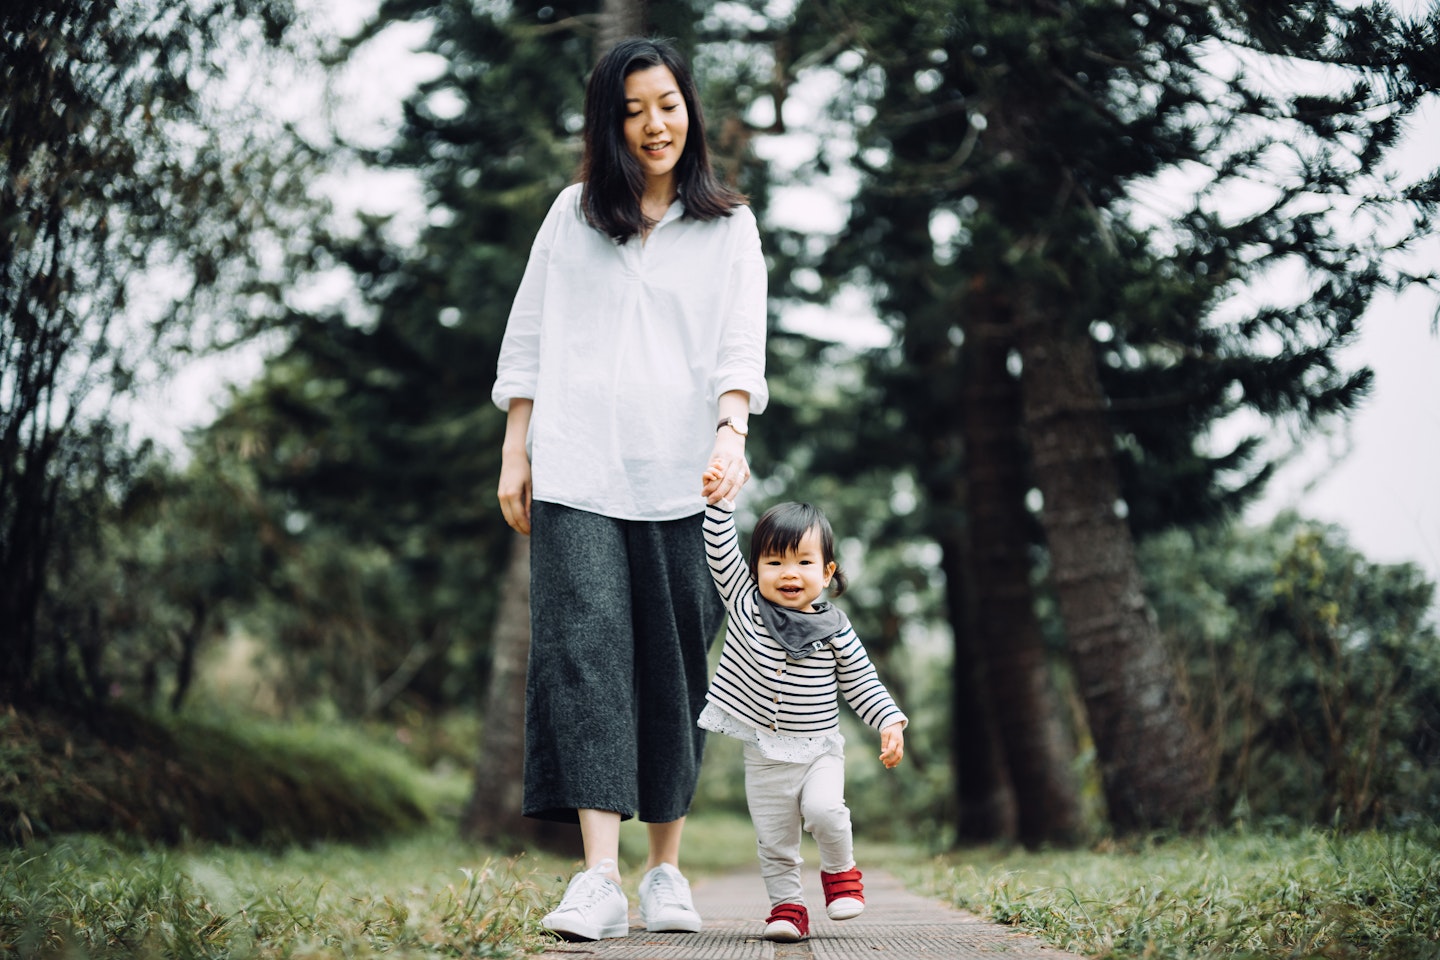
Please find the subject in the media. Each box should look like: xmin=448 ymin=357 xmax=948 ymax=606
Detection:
xmin=624 ymin=65 xmax=689 ymax=184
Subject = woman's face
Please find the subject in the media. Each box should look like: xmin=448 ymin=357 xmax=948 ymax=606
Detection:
xmin=623 ymin=65 xmax=689 ymax=189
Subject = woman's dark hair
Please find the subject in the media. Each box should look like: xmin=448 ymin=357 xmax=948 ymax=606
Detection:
xmin=748 ymin=502 xmax=848 ymax=598
xmin=580 ymin=37 xmax=745 ymax=243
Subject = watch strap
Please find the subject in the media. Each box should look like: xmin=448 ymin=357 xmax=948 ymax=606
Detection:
xmin=716 ymin=416 xmax=748 ymax=437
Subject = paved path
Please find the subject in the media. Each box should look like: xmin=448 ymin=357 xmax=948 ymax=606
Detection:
xmin=539 ymin=865 xmax=1089 ymax=959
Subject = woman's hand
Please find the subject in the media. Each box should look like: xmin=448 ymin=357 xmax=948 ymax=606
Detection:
xmin=498 ymin=448 xmax=533 ymax=535
xmin=703 ymin=430 xmax=750 ymax=504
xmin=498 ymin=398 xmax=534 ymax=535
xmin=705 ymin=392 xmax=752 ymax=504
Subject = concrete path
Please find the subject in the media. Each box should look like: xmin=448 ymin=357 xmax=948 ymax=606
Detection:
xmin=539 ymin=864 xmax=1090 ymax=959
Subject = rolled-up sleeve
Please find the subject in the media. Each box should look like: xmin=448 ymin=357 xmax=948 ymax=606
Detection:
xmin=713 ymin=207 xmax=769 ymax=414
xmin=491 ymin=198 xmax=562 ymax=411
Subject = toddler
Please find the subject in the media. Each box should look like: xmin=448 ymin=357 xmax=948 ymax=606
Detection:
xmin=699 ymin=476 xmax=906 ymax=942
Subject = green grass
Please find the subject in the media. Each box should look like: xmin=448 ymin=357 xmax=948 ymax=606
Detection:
xmin=1 ymin=829 xmax=561 ymax=959
xmin=0 ymin=814 xmax=759 ymax=959
xmin=7 ymin=818 xmax=1438 ymax=959
xmin=907 ymin=827 xmax=1440 ymax=960
xmin=7 ymin=704 xmax=1437 ymax=959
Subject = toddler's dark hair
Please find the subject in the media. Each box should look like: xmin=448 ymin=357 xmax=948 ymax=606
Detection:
xmin=748 ymin=502 xmax=847 ymax=598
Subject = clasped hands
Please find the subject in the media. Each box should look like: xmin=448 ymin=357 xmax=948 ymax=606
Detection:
xmin=702 ymin=433 xmax=750 ymax=504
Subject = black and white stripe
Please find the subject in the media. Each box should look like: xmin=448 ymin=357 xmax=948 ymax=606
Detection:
xmin=702 ymin=503 xmax=907 ymax=737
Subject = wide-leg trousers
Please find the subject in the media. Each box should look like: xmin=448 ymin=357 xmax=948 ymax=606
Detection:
xmin=523 ymin=500 xmax=723 ymax=823
xmin=743 ymin=743 xmax=856 ymax=907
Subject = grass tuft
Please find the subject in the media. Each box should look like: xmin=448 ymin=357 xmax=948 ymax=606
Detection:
xmin=914 ymin=827 xmax=1440 ymax=959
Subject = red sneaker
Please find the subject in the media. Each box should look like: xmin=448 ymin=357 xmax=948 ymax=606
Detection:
xmin=821 ymin=867 xmax=865 ymax=920
xmin=763 ymin=902 xmax=809 ymax=941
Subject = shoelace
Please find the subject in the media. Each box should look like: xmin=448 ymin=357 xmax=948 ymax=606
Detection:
xmin=559 ymin=870 xmax=618 ymax=912
xmin=646 ymin=868 xmax=691 ymax=909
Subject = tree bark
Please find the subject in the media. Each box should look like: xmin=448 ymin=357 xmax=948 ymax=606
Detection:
xmin=460 ymin=533 xmax=580 ymax=854
xmin=962 ymin=311 xmax=1082 ymax=845
xmin=596 ymin=0 xmax=644 ymax=55
xmin=1014 ymin=309 xmax=1209 ymax=832
xmin=940 ymin=520 xmax=1018 ymax=843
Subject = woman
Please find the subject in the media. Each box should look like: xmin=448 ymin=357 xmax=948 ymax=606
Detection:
xmin=492 ymin=37 xmax=767 ymax=941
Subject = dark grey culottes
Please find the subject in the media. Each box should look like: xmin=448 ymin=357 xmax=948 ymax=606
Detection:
xmin=523 ymin=500 xmax=723 ymax=823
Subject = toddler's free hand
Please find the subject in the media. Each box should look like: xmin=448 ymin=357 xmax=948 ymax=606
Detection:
xmin=879 ymin=722 xmax=905 ymax=769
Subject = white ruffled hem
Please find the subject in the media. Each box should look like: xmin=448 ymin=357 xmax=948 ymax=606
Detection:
xmin=698 ymin=703 xmax=845 ymax=763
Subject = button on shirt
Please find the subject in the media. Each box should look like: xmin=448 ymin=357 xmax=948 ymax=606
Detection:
xmin=492 ymin=183 xmax=769 ymax=521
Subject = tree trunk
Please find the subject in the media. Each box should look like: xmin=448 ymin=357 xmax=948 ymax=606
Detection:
xmin=962 ymin=311 xmax=1082 ymax=845
xmin=939 ymin=521 xmax=1018 ymax=843
xmin=1014 ymin=309 xmax=1209 ymax=832
xmin=460 ymin=533 xmax=580 ymax=854
xmin=170 ymin=600 xmax=207 ymax=713
xmin=596 ymin=0 xmax=644 ymax=55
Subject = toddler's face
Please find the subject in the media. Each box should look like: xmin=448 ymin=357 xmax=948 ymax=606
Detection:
xmin=756 ymin=526 xmax=836 ymax=611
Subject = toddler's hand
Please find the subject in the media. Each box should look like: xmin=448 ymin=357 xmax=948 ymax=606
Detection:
xmin=879 ymin=722 xmax=905 ymax=769
xmin=703 ymin=457 xmax=738 ymax=506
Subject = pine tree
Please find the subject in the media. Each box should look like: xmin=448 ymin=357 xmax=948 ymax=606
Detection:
xmin=785 ymin=0 xmax=1439 ymax=832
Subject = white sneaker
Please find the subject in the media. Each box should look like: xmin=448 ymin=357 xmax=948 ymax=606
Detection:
xmin=637 ymin=862 xmax=703 ymax=932
xmin=542 ymin=859 xmax=630 ymax=941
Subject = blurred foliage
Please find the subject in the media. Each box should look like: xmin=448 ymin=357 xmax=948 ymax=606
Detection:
xmin=0 ymin=0 xmax=330 ymax=706
xmin=0 ymin=704 xmax=448 ymax=847
xmin=1142 ymin=514 xmax=1440 ymax=829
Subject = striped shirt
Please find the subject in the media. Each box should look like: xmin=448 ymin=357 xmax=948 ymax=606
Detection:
xmin=702 ymin=502 xmax=907 ymax=738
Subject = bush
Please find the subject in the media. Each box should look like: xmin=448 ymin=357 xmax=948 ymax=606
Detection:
xmin=1140 ymin=514 xmax=1440 ymax=828
xmin=0 ymin=705 xmax=440 ymax=846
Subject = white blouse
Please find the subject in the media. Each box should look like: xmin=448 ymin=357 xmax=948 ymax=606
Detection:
xmin=492 ymin=183 xmax=769 ymax=521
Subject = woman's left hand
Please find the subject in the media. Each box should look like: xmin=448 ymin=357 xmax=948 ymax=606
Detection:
xmin=703 ymin=430 xmax=750 ymax=504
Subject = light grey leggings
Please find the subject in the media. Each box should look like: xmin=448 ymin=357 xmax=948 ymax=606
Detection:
xmin=743 ymin=743 xmax=856 ymax=907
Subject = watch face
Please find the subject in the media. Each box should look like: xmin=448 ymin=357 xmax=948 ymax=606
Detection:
xmin=722 ymin=417 xmax=748 ymax=436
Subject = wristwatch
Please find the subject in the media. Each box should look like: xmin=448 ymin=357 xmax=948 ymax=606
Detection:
xmin=716 ymin=416 xmax=749 ymax=437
